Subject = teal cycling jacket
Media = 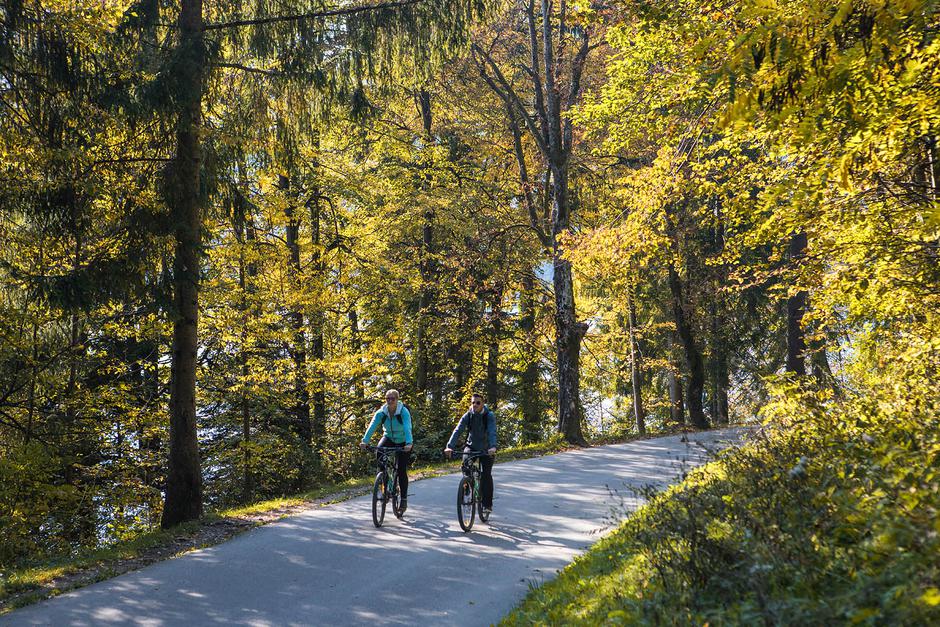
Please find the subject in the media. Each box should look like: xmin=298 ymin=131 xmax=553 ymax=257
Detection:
xmin=362 ymin=403 xmax=413 ymax=445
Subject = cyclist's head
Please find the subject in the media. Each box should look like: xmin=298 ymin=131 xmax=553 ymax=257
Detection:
xmin=471 ymin=392 xmax=484 ymax=411
xmin=385 ymin=389 xmax=400 ymax=409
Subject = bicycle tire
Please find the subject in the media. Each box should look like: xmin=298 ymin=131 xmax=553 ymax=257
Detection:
xmin=457 ymin=476 xmax=475 ymax=532
xmin=372 ymin=472 xmax=386 ymax=527
xmin=478 ymin=486 xmax=490 ymax=522
xmin=392 ymin=475 xmax=405 ymax=519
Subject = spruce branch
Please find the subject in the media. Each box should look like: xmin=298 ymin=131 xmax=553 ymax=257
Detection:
xmin=204 ymin=0 xmax=424 ymax=31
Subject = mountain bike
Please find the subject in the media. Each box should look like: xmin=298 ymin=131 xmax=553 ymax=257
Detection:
xmin=366 ymin=445 xmax=405 ymax=527
xmin=454 ymin=450 xmax=491 ymax=532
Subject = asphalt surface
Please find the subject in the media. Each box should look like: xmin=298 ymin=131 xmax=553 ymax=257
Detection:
xmin=2 ymin=428 xmax=746 ymax=626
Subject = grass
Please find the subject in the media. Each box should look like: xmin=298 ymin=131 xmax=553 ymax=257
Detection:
xmin=0 ymin=519 xmax=208 ymax=611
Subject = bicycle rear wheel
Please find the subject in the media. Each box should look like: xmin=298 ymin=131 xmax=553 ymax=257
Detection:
xmin=457 ymin=477 xmax=475 ymax=532
xmin=372 ymin=472 xmax=387 ymax=527
xmin=478 ymin=479 xmax=490 ymax=523
xmin=392 ymin=475 xmax=405 ymax=519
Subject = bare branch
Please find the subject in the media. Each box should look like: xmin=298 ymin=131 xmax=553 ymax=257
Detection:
xmin=471 ymin=43 xmax=551 ymax=158
xmin=525 ymin=0 xmax=550 ymax=143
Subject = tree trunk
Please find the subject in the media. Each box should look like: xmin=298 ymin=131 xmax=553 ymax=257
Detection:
xmin=554 ymin=254 xmax=588 ymax=445
xmin=485 ymin=287 xmax=503 ymax=409
xmin=348 ymin=306 xmax=365 ymax=406
xmin=668 ymin=364 xmax=685 ymax=426
xmin=415 ymin=88 xmax=435 ymax=399
xmin=714 ymin=351 xmax=729 ymax=425
xmin=308 ymin=151 xmax=326 ymax=457
xmin=666 ymin=327 xmax=686 ymax=427
xmin=709 ymin=299 xmax=730 ymax=425
xmin=472 ymin=3 xmax=592 ymax=445
xmin=281 ymin=175 xmax=311 ymax=450
xmin=668 ymin=264 xmax=708 ymax=429
xmin=234 ymin=188 xmax=256 ymax=502
xmin=519 ymin=271 xmax=541 ymax=444
xmin=627 ymin=283 xmax=645 ymax=436
xmin=786 ymin=231 xmax=808 ymax=375
xmin=162 ymin=0 xmax=205 ymax=528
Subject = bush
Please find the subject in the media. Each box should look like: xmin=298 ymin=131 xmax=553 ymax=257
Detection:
xmin=505 ymin=379 xmax=940 ymax=626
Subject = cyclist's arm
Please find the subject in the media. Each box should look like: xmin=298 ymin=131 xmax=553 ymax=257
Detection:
xmin=445 ymin=412 xmax=469 ymax=451
xmin=401 ymin=406 xmax=414 ymax=446
xmin=486 ymin=410 xmax=497 ymax=451
xmin=361 ymin=410 xmax=383 ymax=444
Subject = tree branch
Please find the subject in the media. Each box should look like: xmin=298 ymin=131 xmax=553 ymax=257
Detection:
xmin=212 ymin=62 xmax=283 ymax=76
xmin=525 ymin=0 xmax=550 ymax=144
xmin=204 ymin=0 xmax=424 ymax=31
xmin=471 ymin=43 xmax=551 ymax=158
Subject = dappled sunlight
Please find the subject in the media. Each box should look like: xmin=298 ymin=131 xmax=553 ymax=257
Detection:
xmin=0 ymin=433 xmax=740 ymax=626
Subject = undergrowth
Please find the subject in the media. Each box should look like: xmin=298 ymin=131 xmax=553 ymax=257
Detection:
xmin=504 ymin=384 xmax=940 ymax=625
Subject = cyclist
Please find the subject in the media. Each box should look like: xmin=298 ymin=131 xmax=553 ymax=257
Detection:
xmin=444 ymin=392 xmax=497 ymax=515
xmin=359 ymin=389 xmax=414 ymax=513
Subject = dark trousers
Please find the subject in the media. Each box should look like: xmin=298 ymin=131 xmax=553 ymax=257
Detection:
xmin=377 ymin=436 xmax=410 ymax=499
xmin=464 ymin=449 xmax=494 ymax=508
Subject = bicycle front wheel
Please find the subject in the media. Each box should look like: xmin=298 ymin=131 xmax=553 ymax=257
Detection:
xmin=372 ymin=472 xmax=387 ymax=527
xmin=457 ymin=477 xmax=475 ymax=532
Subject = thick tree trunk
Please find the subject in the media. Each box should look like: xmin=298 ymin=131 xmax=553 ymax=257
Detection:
xmin=627 ymin=285 xmax=645 ymax=436
xmin=162 ymin=0 xmax=205 ymax=528
xmin=668 ymin=264 xmax=708 ymax=429
xmin=667 ymin=332 xmax=686 ymax=426
xmin=786 ymin=231 xmax=808 ymax=375
xmin=554 ymin=255 xmax=588 ymax=445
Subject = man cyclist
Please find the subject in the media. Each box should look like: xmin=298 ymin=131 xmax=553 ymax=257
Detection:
xmin=444 ymin=392 xmax=497 ymax=515
xmin=360 ymin=389 xmax=414 ymax=513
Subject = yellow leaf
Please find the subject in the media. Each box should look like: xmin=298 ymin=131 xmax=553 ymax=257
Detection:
xmin=921 ymin=588 xmax=940 ymax=606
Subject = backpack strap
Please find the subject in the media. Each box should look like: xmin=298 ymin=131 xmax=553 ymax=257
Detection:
xmin=381 ymin=407 xmax=405 ymax=426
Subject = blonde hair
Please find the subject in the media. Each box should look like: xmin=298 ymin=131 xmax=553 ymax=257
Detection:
xmin=385 ymin=389 xmax=400 ymax=400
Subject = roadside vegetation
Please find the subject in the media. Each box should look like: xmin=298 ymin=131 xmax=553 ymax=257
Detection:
xmin=505 ymin=381 xmax=940 ymax=625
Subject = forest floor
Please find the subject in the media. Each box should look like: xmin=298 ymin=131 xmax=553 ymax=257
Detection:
xmin=2 ymin=429 xmax=661 ymax=613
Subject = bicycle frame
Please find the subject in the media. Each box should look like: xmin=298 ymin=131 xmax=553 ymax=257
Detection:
xmin=455 ymin=449 xmax=490 ymax=531
xmin=366 ymin=445 xmax=405 ymax=527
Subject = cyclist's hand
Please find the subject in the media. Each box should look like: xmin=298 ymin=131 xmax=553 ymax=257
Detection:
xmin=444 ymin=448 xmax=453 ymax=459
xmin=358 ymin=441 xmax=368 ymax=451
xmin=487 ymin=447 xmax=497 ymax=456
xmin=404 ymin=444 xmax=413 ymax=452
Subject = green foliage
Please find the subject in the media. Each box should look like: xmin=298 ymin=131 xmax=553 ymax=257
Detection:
xmin=521 ymin=0 xmax=939 ymax=622
xmin=505 ymin=374 xmax=940 ymax=625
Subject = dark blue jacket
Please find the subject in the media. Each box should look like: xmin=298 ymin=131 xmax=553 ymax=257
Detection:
xmin=447 ymin=406 xmax=497 ymax=452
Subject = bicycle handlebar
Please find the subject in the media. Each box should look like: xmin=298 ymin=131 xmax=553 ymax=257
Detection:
xmin=363 ymin=445 xmax=406 ymax=454
xmin=446 ymin=449 xmax=493 ymax=460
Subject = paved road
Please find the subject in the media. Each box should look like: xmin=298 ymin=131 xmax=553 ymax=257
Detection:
xmin=2 ymin=429 xmax=745 ymax=626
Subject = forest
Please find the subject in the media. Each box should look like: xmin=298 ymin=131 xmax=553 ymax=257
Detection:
xmin=0 ymin=0 xmax=937 ymax=606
